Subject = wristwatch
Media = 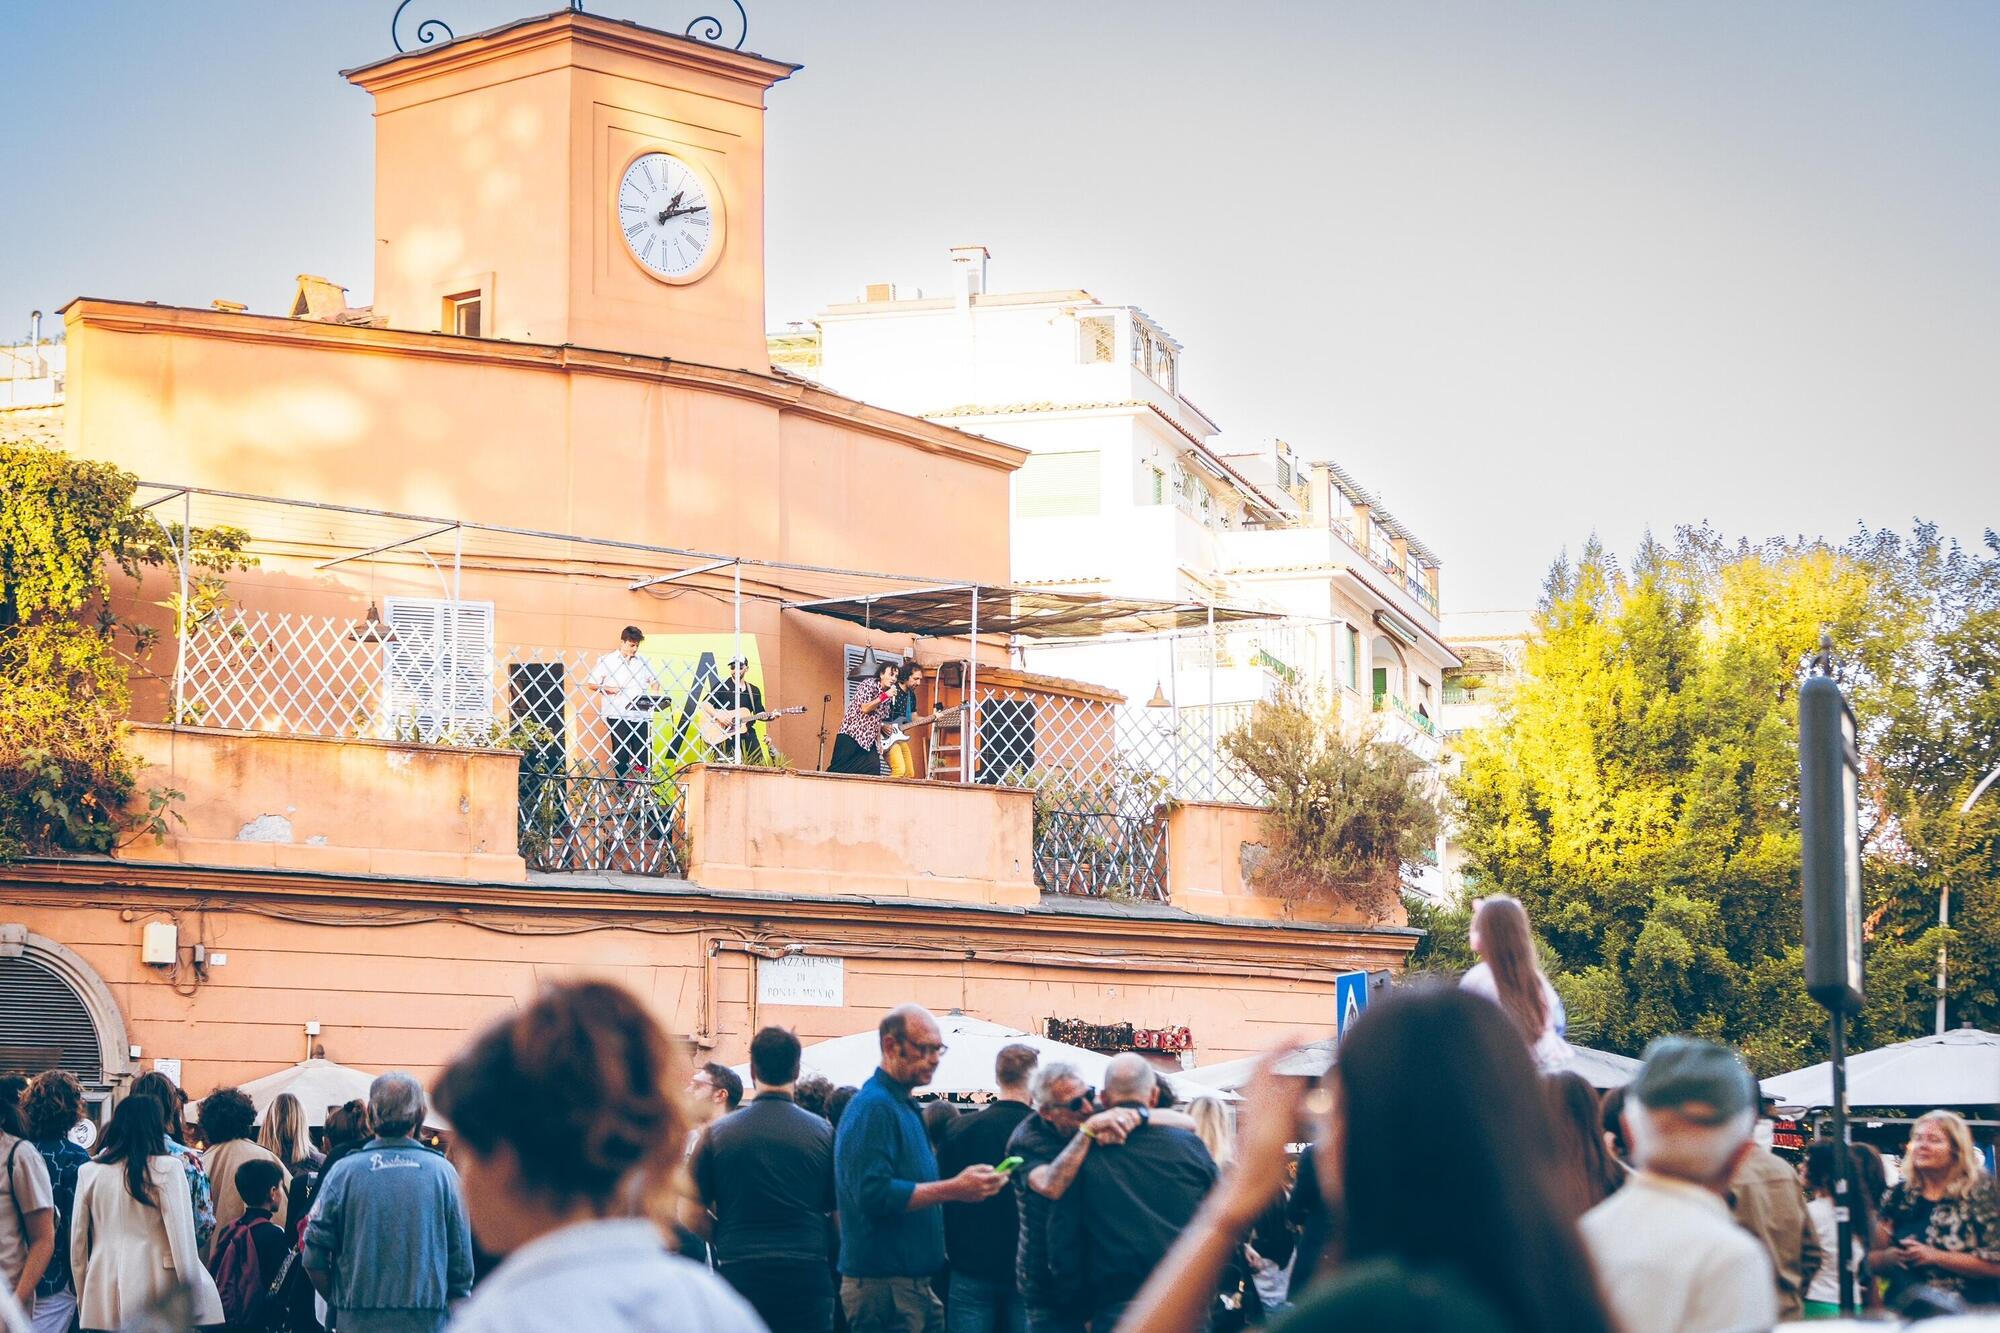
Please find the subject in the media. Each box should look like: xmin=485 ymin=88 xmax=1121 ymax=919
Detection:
xmin=1136 ymin=1106 xmax=1150 ymax=1126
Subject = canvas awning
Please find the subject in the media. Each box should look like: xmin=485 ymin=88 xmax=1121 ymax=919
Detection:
xmin=784 ymin=584 xmax=1277 ymax=640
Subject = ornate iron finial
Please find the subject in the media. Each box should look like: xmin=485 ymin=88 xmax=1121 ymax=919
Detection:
xmin=1816 ymin=630 xmax=1835 ymax=676
xmin=391 ymin=0 xmax=455 ymax=52
xmin=392 ymin=2 xmax=747 ymax=55
xmin=683 ymin=0 xmax=748 ymax=49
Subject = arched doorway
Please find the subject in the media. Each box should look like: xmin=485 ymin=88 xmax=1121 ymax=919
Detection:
xmin=0 ymin=930 xmax=135 ymax=1112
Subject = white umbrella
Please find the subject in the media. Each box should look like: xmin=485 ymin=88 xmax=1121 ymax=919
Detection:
xmin=1180 ymin=1040 xmax=1337 ymax=1092
xmin=1571 ymin=1046 xmax=1643 ymax=1090
xmin=1761 ymin=1029 xmax=2000 ymax=1109
xmin=734 ymin=1014 xmax=1219 ymax=1101
xmin=187 ymin=1059 xmax=453 ymax=1131
xmin=1181 ymin=1041 xmax=1641 ymax=1093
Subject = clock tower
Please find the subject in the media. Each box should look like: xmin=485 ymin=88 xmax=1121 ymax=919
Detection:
xmin=344 ymin=9 xmax=796 ymax=369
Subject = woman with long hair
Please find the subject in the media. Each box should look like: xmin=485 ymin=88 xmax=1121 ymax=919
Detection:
xmin=257 ymin=1093 xmax=317 ymax=1175
xmin=123 ymin=1070 xmax=215 ymax=1254
xmin=1114 ymin=986 xmax=1616 ymax=1332
xmin=433 ymin=979 xmax=763 ymax=1331
xmin=1542 ymin=1072 xmax=1622 ymax=1218
xmin=1804 ymin=1139 xmax=1874 ymax=1317
xmin=70 ymin=1096 xmax=222 ymax=1331
xmin=1871 ymin=1109 xmax=2000 ymax=1305
xmin=1460 ymin=896 xmax=1574 ymax=1071
xmin=259 ymin=1092 xmax=322 ymax=1240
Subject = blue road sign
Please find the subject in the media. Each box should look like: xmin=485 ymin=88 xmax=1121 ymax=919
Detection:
xmin=1336 ymin=971 xmax=1370 ymax=1039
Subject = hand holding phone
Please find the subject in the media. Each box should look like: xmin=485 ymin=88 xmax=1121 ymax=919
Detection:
xmin=993 ymin=1155 xmax=1024 ymax=1175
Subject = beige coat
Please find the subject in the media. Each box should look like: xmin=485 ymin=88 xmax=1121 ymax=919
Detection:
xmin=70 ymin=1158 xmax=224 ymax=1330
xmin=204 ymin=1137 xmax=290 ymax=1234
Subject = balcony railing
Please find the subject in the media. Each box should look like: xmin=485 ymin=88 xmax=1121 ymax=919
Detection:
xmin=1372 ymin=691 xmax=1439 ymax=738
xmin=175 ymin=608 xmax=736 ymax=877
xmin=1335 ymin=519 xmax=1440 ymax=615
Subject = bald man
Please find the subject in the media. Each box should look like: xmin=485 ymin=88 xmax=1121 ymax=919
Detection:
xmin=833 ymin=1005 xmax=1007 ymax=1333
xmin=1046 ymin=1054 xmax=1217 ymax=1329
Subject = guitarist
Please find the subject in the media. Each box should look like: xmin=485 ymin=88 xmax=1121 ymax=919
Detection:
xmin=706 ymin=655 xmax=769 ymax=763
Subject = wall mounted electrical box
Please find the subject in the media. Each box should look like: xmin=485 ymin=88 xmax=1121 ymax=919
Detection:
xmin=141 ymin=921 xmax=178 ymax=966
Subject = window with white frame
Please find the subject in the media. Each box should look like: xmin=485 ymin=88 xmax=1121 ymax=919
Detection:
xmin=382 ymin=597 xmax=496 ymax=741
xmin=444 ymin=291 xmax=483 ymax=338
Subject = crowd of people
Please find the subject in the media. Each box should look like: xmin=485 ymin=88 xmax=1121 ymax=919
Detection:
xmin=3 ymin=894 xmax=1999 ymax=1332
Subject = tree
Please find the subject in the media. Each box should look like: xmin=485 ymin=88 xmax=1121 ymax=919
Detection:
xmin=1449 ymin=524 xmax=2000 ymax=1072
xmin=0 ymin=443 xmax=249 ymax=858
xmin=1223 ymin=683 xmax=1440 ymax=919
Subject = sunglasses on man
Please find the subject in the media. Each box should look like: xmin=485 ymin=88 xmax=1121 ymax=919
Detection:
xmin=1062 ymin=1089 xmax=1097 ymax=1113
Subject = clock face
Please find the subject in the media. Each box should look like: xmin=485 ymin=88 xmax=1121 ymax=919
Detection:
xmin=617 ymin=152 xmax=720 ymax=283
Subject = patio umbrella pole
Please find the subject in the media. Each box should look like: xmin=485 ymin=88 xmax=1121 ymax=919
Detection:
xmin=1831 ymin=1010 xmax=1855 ymax=1315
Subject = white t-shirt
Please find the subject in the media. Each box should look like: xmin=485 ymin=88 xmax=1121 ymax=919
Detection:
xmin=1805 ymin=1194 xmax=1863 ymax=1306
xmin=587 ymin=653 xmax=663 ymax=721
xmin=1458 ymin=962 xmax=1575 ymax=1071
xmin=0 ymin=1136 xmax=53 ymax=1296
xmin=1582 ymin=1171 xmax=1778 ymax=1333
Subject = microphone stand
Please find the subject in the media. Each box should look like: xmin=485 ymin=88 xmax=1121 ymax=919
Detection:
xmin=816 ymin=692 xmax=833 ymax=770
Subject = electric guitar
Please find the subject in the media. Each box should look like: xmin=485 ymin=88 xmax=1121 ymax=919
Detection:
xmin=695 ymin=703 xmax=807 ymax=747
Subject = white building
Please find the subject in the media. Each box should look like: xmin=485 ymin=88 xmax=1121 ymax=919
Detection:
xmin=778 ymin=249 xmax=1458 ymax=763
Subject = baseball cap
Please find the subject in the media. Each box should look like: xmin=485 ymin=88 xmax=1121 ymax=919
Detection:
xmin=728 ymin=656 xmax=749 ymax=668
xmin=1631 ymin=1036 xmax=1757 ymax=1126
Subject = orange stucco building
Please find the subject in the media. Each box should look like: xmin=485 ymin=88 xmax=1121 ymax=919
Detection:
xmin=4 ymin=9 xmax=1416 ymax=1108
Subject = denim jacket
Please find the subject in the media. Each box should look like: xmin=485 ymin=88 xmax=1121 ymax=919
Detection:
xmin=304 ymin=1138 xmax=472 ymax=1325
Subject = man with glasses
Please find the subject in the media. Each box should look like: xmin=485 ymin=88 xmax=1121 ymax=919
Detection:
xmin=834 ymin=1005 xmax=1008 ymax=1333
xmin=1005 ymin=1062 xmax=1195 ymax=1333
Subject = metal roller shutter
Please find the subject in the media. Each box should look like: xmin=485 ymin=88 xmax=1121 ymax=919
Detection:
xmin=0 ymin=954 xmax=102 ymax=1084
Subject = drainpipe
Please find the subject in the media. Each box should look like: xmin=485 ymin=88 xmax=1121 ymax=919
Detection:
xmin=28 ymin=310 xmax=43 ymax=377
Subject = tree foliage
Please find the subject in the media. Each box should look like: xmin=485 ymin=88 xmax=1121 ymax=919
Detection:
xmin=1450 ymin=524 xmax=2000 ymax=1073
xmin=0 ymin=443 xmax=249 ymax=858
xmin=1224 ymin=683 xmax=1441 ymax=918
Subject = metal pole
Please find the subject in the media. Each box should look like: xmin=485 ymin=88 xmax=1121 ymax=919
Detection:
xmin=172 ymin=491 xmax=190 ymax=725
xmin=731 ymin=560 xmax=742 ymax=765
xmin=1206 ymin=601 xmax=1217 ymax=801
xmin=966 ymin=586 xmax=979 ymax=785
xmin=1942 ymin=765 xmax=2000 ymax=1034
xmin=1831 ymin=1009 xmax=1856 ymax=1315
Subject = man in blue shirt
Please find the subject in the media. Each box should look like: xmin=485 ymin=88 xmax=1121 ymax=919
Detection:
xmin=834 ymin=1005 xmax=1007 ymax=1333
xmin=305 ymin=1072 xmax=473 ymax=1333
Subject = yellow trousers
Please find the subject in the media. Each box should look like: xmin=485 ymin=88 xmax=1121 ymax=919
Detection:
xmin=885 ymin=740 xmax=914 ymax=778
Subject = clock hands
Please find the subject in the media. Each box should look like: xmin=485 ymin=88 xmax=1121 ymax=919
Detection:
xmin=657 ymin=202 xmax=710 ymax=223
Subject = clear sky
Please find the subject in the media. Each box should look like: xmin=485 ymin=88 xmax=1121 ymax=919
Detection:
xmin=5 ymin=1 xmax=1994 ymax=610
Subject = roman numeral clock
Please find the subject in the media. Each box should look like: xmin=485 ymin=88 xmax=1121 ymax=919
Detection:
xmin=618 ymin=151 xmax=724 ymax=284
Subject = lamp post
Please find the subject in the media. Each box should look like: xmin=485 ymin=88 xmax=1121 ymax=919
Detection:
xmin=1939 ymin=762 xmax=2000 ymax=1035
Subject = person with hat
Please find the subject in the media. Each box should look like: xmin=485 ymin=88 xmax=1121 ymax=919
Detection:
xmin=1580 ymin=1036 xmax=1777 ymax=1333
xmin=828 ymin=659 xmax=898 ymax=776
xmin=707 ymin=655 xmax=770 ymax=763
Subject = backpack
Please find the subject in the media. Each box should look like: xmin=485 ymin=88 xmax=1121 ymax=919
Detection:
xmin=211 ymin=1213 xmax=286 ymax=1329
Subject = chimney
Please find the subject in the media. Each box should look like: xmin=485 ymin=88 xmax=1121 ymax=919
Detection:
xmin=949 ymin=245 xmax=989 ymax=308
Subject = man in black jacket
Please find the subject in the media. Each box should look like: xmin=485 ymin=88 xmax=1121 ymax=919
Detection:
xmin=937 ymin=1044 xmax=1040 ymax=1331
xmin=691 ymin=1026 xmax=838 ymax=1333
xmin=1047 ymin=1054 xmax=1216 ymax=1329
